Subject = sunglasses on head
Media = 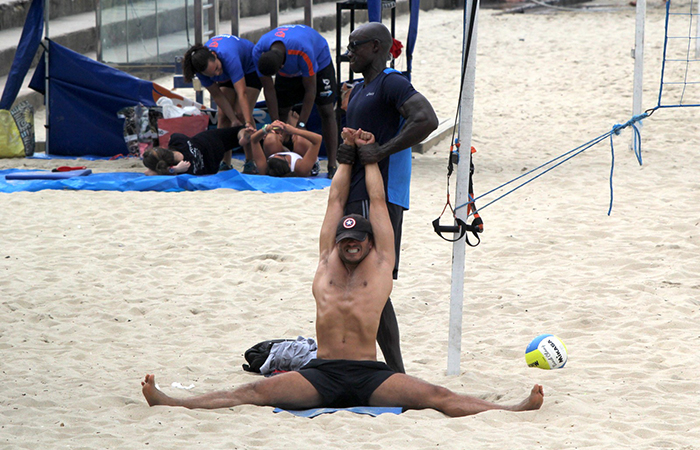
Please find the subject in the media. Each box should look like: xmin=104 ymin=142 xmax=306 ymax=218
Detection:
xmin=347 ymin=38 xmax=376 ymax=52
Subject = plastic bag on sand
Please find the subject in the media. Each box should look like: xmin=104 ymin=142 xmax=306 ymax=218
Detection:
xmin=157 ymin=97 xmax=202 ymax=119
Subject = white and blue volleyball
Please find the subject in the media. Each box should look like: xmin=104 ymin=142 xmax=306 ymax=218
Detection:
xmin=525 ymin=334 xmax=568 ymax=370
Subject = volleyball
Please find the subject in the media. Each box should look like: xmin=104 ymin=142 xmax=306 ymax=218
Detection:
xmin=525 ymin=334 xmax=568 ymax=370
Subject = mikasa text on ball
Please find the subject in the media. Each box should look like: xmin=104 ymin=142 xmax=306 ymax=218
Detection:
xmin=525 ymin=334 xmax=568 ymax=370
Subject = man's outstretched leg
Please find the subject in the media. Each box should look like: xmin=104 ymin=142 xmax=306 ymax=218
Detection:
xmin=141 ymin=372 xmax=323 ymax=410
xmin=369 ymin=373 xmax=544 ymax=417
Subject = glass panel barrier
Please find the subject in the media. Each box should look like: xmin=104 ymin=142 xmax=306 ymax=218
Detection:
xmin=97 ymin=0 xmax=197 ymax=66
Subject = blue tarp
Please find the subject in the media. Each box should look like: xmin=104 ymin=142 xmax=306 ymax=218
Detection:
xmin=0 ymin=0 xmax=44 ymax=110
xmin=0 ymin=169 xmax=331 ymax=193
xmin=29 ymin=41 xmax=163 ymax=157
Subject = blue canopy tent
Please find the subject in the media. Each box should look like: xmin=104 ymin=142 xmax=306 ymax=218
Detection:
xmin=28 ymin=41 xmax=173 ymax=157
xmin=0 ymin=0 xmax=44 ymax=111
xmin=1 ymin=0 xmax=200 ymax=157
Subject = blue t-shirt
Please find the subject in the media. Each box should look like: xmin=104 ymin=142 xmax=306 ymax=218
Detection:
xmin=346 ymin=69 xmax=417 ymax=209
xmin=196 ymin=35 xmax=256 ymax=88
xmin=252 ymin=25 xmax=332 ymax=78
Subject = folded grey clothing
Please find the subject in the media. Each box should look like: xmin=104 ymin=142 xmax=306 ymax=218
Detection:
xmin=259 ymin=336 xmax=318 ymax=375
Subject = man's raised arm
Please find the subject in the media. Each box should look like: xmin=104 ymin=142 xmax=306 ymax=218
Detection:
xmin=318 ymin=162 xmax=352 ymax=259
xmin=360 ymin=139 xmax=395 ymax=268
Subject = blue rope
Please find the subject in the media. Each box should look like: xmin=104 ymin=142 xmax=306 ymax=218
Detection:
xmin=456 ymin=112 xmax=650 ymax=216
xmin=606 ymin=113 xmax=647 ymax=214
xmin=455 ymin=131 xmax=610 ymax=213
xmin=608 ymin=132 xmax=615 ymax=216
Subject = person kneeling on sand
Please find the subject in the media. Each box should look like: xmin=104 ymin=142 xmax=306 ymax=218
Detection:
xmin=141 ymin=129 xmax=544 ymax=417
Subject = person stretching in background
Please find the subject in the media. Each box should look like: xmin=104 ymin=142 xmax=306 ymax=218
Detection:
xmin=252 ymin=25 xmax=338 ymax=177
xmin=238 ymin=120 xmax=321 ymax=177
xmin=142 ymin=127 xmax=241 ymax=176
xmin=183 ymin=35 xmax=260 ymax=170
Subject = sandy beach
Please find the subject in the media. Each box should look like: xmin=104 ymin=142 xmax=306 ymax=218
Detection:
xmin=2 ymin=1 xmax=700 ymax=448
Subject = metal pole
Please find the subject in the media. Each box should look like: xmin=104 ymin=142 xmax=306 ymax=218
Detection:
xmin=336 ymin=2 xmax=342 ymax=87
xmin=631 ymin=0 xmax=645 ymax=150
xmin=194 ymin=0 xmax=203 ymax=44
xmin=447 ymin=0 xmax=479 ymax=376
xmin=44 ymin=0 xmax=50 ymax=155
xmin=269 ymin=0 xmax=278 ymax=30
xmin=155 ymin=0 xmax=160 ymax=62
xmin=96 ymin=0 xmax=102 ymax=61
xmin=125 ymin=0 xmax=129 ymax=62
xmin=304 ymin=0 xmax=313 ymax=27
xmin=231 ymin=0 xmax=239 ymax=36
xmin=211 ymin=0 xmax=220 ymax=37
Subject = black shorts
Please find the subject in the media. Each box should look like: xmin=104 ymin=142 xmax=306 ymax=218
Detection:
xmin=275 ymin=63 xmax=338 ymax=108
xmin=298 ymin=359 xmax=395 ymax=408
xmin=190 ymin=126 xmax=242 ymax=153
xmin=344 ymin=199 xmax=403 ymax=280
xmin=216 ymin=72 xmax=262 ymax=91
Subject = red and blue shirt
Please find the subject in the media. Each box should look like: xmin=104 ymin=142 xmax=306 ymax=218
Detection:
xmin=252 ymin=25 xmax=332 ymax=78
xmin=196 ymin=34 xmax=256 ymax=88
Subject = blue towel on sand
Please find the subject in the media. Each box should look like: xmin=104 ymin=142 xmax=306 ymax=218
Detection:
xmin=0 ymin=169 xmax=331 ymax=193
xmin=273 ymin=407 xmax=403 ymax=418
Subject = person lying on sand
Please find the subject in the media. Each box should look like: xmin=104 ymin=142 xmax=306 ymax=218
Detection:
xmin=141 ymin=129 xmax=544 ymax=417
xmin=142 ymin=127 xmax=241 ymax=176
xmin=238 ymin=119 xmax=321 ymax=177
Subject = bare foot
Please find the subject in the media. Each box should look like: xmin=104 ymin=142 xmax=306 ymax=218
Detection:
xmin=510 ymin=384 xmax=544 ymax=411
xmin=141 ymin=374 xmax=173 ymax=407
xmin=287 ymin=110 xmax=300 ymax=127
xmin=238 ymin=129 xmax=251 ymax=146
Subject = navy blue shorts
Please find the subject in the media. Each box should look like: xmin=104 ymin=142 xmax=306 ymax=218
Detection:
xmin=275 ymin=63 xmax=338 ymax=108
xmin=298 ymin=359 xmax=396 ymax=408
xmin=216 ymin=72 xmax=262 ymax=90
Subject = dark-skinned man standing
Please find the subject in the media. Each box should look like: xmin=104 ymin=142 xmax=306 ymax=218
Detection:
xmin=340 ymin=22 xmax=439 ymax=374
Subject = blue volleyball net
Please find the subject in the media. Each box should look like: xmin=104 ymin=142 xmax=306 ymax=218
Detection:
xmin=657 ymin=0 xmax=700 ymax=108
xmin=450 ymin=0 xmax=700 ymax=219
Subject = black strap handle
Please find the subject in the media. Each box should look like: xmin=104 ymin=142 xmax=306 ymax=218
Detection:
xmin=432 ymin=217 xmax=467 ymax=242
xmin=432 ymin=217 xmax=481 ymax=246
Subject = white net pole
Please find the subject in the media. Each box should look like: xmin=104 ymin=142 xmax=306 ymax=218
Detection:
xmin=447 ymin=0 xmax=479 ymax=376
xmin=631 ymin=0 xmax=645 ymax=150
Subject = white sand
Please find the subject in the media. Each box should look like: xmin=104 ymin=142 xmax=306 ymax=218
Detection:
xmin=2 ymin=2 xmax=700 ymax=448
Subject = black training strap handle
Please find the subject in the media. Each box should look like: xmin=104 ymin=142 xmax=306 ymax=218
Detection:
xmin=432 ymin=217 xmax=481 ymax=247
xmin=433 ymin=217 xmax=467 ymax=242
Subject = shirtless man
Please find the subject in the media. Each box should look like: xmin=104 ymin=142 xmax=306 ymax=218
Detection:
xmin=141 ymin=130 xmax=544 ymax=417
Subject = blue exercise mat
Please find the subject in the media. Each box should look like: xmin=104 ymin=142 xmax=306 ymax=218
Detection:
xmin=5 ymin=169 xmax=92 ymax=180
xmin=273 ymin=406 xmax=403 ymax=418
xmin=0 ymin=169 xmax=331 ymax=193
